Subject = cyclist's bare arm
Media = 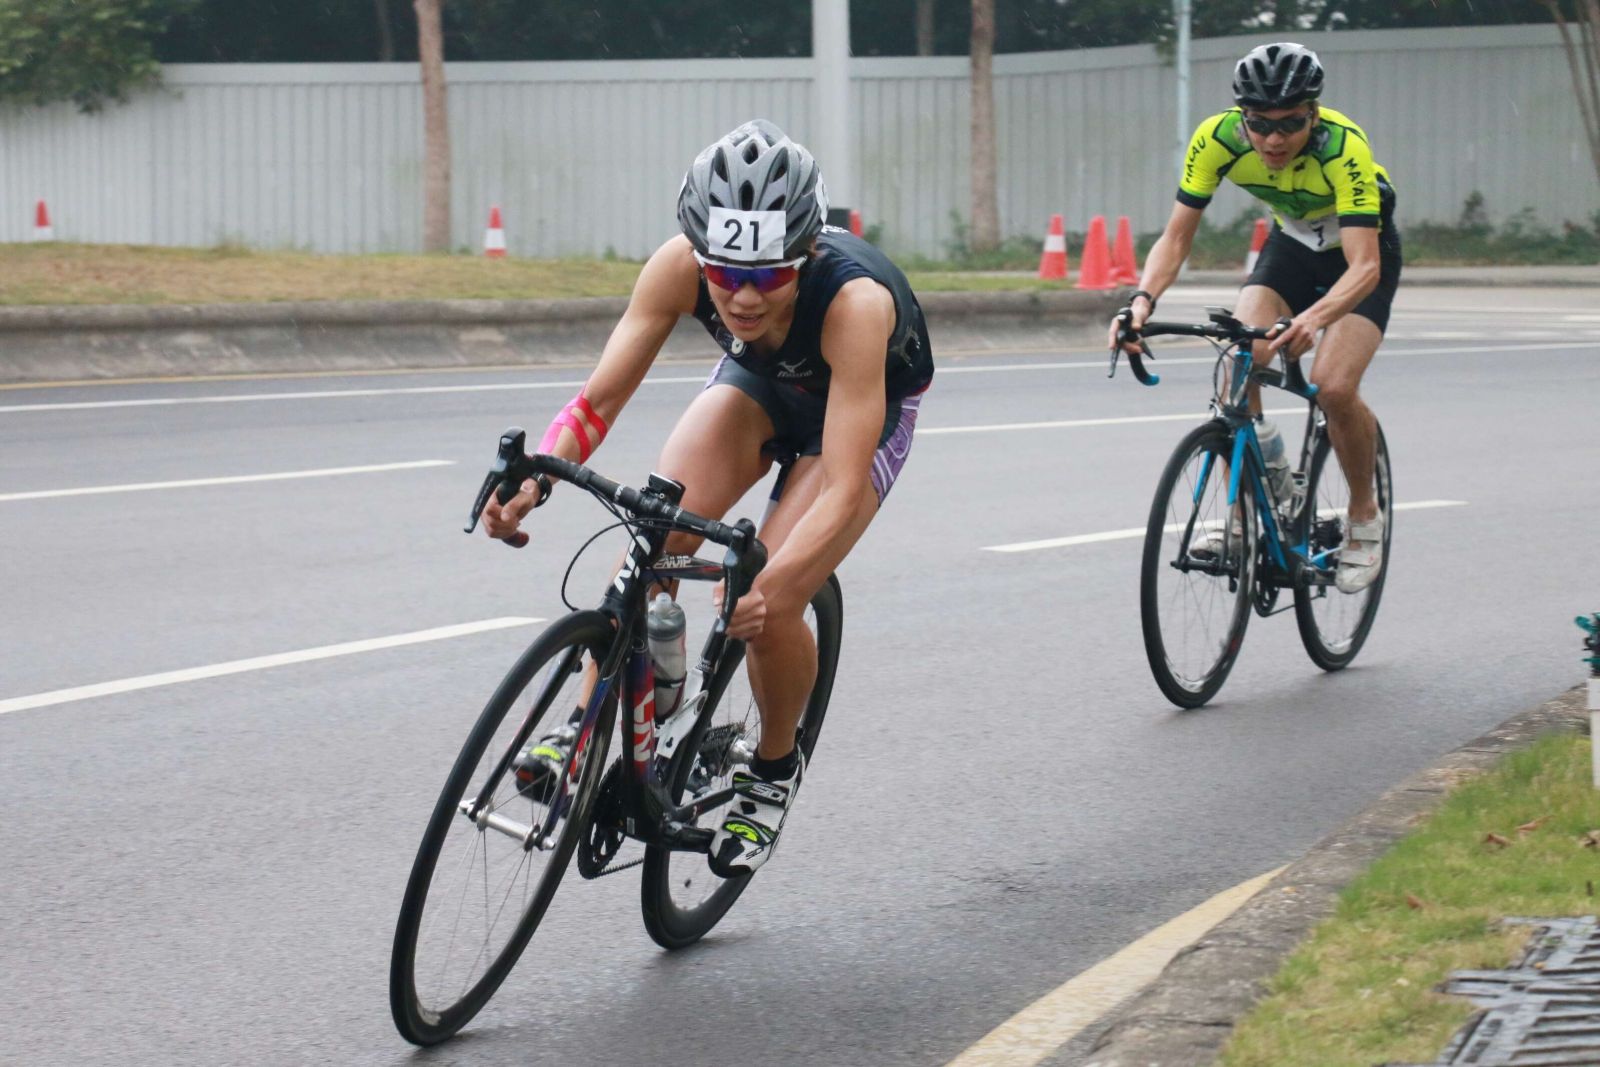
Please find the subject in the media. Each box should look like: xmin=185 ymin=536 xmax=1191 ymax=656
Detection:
xmin=1111 ymin=201 xmax=1204 ymax=352
xmin=482 ymin=236 xmax=697 ymax=538
xmin=739 ymin=278 xmax=891 ymax=628
xmin=1268 ymin=225 xmax=1380 ymax=358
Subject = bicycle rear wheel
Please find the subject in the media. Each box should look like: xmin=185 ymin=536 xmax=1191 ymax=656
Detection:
xmin=390 ymin=611 xmax=617 ymax=1046
xmin=639 ymin=575 xmax=843 ymax=949
xmin=1140 ymin=421 xmax=1258 ymax=708
xmin=1294 ymin=421 xmax=1393 ymax=670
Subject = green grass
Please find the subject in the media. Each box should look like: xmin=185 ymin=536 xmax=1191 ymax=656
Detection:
xmin=2 ymin=209 xmax=1593 ymax=307
xmin=1219 ymin=732 xmax=1600 ymax=1067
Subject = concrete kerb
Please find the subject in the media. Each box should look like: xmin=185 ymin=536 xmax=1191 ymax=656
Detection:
xmin=0 ymin=290 xmax=1127 ymax=384
xmin=1058 ymin=685 xmax=1591 ymax=1067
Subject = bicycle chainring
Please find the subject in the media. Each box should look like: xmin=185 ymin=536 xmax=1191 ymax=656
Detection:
xmin=576 ymin=759 xmax=627 ymax=879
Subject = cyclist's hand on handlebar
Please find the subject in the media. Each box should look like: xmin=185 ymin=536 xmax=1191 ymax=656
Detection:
xmin=1266 ymin=312 xmax=1320 ymax=361
xmin=712 ymin=577 xmax=771 ymax=642
xmin=1108 ymin=303 xmax=1149 ymax=355
xmin=481 ymin=478 xmax=540 ymax=541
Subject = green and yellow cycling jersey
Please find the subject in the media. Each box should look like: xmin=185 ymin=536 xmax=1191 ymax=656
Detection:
xmin=1178 ymin=106 xmax=1393 ymax=252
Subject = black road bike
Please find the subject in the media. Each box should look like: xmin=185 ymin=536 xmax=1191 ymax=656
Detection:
xmin=1112 ymin=308 xmax=1393 ymax=707
xmin=389 ymin=428 xmax=843 ymax=1045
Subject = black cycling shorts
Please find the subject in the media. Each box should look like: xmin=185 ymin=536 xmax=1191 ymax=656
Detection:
xmin=1246 ymin=218 xmax=1403 ymax=333
xmin=704 ymin=356 xmax=924 ymax=504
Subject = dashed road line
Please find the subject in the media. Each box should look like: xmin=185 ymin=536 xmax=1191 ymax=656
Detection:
xmin=983 ymin=499 xmax=1469 ymax=553
xmin=0 ymin=460 xmax=454 ymax=502
xmin=0 ymin=617 xmax=542 ymax=716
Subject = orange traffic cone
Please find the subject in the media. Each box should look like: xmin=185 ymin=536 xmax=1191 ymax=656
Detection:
xmin=848 ymin=209 xmax=863 ymax=238
xmin=1243 ymin=217 xmax=1269 ymax=276
xmin=1075 ymin=215 xmax=1115 ymax=290
xmin=484 ymin=206 xmax=507 ymax=258
xmin=32 ymin=200 xmax=53 ymax=241
xmin=1110 ymin=215 xmax=1139 ymax=285
xmin=1037 ymin=214 xmax=1069 ymax=280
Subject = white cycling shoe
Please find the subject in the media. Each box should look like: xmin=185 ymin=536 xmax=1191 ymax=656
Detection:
xmin=1336 ymin=514 xmax=1385 ymax=593
xmin=707 ymin=760 xmax=802 ymax=878
xmin=1190 ymin=513 xmax=1245 ymax=564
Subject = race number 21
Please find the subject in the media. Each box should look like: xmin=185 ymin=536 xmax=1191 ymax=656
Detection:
xmin=708 ymin=208 xmax=786 ymax=262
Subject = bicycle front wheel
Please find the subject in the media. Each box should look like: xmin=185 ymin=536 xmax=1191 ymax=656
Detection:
xmin=639 ymin=575 xmax=843 ymax=949
xmin=1294 ymin=421 xmax=1393 ymax=670
xmin=390 ymin=611 xmax=617 ymax=1046
xmin=1140 ymin=421 xmax=1258 ymax=708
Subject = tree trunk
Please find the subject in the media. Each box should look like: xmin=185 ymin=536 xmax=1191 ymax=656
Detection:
xmin=1541 ymin=0 xmax=1600 ymax=187
xmin=415 ymin=0 xmax=450 ymax=252
xmin=916 ymin=0 xmax=936 ymax=56
xmin=968 ymin=0 xmax=999 ymax=253
xmin=375 ymin=0 xmax=395 ymax=62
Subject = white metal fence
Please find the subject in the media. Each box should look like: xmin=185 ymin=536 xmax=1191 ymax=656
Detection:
xmin=0 ymin=24 xmax=1592 ymax=259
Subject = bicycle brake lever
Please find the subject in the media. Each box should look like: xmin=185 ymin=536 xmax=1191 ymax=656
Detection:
xmin=464 ymin=427 xmax=531 ymax=547
xmin=1109 ymin=307 xmax=1133 ymax=379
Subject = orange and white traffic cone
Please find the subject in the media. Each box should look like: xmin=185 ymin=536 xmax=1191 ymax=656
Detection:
xmin=484 ymin=206 xmax=507 ymax=258
xmin=1037 ymin=214 xmax=1069 ymax=280
xmin=32 ymin=200 xmax=53 ymax=241
xmin=848 ymin=209 xmax=863 ymax=238
xmin=1110 ymin=215 xmax=1139 ymax=285
xmin=1243 ymin=217 xmax=1269 ymax=277
xmin=1075 ymin=214 xmax=1115 ymax=290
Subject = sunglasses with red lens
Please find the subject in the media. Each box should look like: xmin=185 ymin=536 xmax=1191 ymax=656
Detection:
xmin=695 ymin=253 xmax=805 ymax=294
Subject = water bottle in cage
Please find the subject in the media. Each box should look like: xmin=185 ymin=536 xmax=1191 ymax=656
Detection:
xmin=1256 ymin=417 xmax=1296 ymax=507
xmin=646 ymin=592 xmax=687 ymax=719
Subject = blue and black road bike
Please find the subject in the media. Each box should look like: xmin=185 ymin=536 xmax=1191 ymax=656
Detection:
xmin=1112 ymin=307 xmax=1393 ymax=708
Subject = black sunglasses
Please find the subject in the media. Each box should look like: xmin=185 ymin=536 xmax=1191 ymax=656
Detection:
xmin=1243 ymin=112 xmax=1313 ymax=137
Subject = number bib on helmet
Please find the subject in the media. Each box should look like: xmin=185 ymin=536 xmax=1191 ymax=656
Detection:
xmin=708 ymin=208 xmax=787 ymax=262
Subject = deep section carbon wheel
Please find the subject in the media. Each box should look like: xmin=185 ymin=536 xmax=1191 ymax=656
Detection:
xmin=639 ymin=576 xmax=842 ymax=949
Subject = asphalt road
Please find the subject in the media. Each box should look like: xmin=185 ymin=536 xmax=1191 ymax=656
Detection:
xmin=2 ymin=285 xmax=1596 ymax=1066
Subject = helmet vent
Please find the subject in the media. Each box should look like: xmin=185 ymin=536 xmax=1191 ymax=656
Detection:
xmin=738 ymin=181 xmax=755 ymax=210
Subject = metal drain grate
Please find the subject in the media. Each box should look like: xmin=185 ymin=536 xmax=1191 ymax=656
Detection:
xmin=1396 ymin=917 xmax=1600 ymax=1066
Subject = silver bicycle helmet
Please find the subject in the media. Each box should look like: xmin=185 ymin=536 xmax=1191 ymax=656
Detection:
xmin=1232 ymin=42 xmax=1325 ymax=109
xmin=677 ymin=119 xmax=828 ymax=264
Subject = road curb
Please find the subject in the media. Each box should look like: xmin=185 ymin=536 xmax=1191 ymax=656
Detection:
xmin=0 ymin=290 xmax=1126 ymax=384
xmin=1062 ymin=685 xmax=1591 ymax=1067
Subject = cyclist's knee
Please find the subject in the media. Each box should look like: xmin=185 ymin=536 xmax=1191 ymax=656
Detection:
xmin=1314 ymin=378 xmax=1362 ymax=415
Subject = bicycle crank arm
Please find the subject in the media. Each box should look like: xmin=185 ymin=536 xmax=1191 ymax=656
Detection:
xmin=658 ymin=821 xmax=716 ymax=853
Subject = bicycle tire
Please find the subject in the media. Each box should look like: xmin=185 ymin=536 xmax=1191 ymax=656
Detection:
xmin=1294 ymin=421 xmax=1392 ymax=670
xmin=1140 ymin=420 xmax=1258 ymax=708
xmin=390 ymin=611 xmax=618 ymax=1046
xmin=639 ymin=575 xmax=843 ymax=949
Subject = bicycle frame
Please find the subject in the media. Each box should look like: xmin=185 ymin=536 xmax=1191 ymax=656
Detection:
xmin=463 ymin=471 xmax=753 ymax=858
xmin=1200 ymin=342 xmax=1337 ymax=586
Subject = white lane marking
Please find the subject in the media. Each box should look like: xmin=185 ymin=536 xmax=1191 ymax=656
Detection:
xmin=6 ymin=338 xmax=1597 ymax=414
xmin=0 ymin=460 xmax=454 ymax=502
xmin=0 ymin=617 xmax=541 ymax=716
xmin=983 ymin=500 xmax=1469 ymax=553
xmin=0 ymin=377 xmax=705 ymax=413
xmin=944 ymin=866 xmax=1286 ymax=1067
xmin=921 ymin=407 xmax=1300 ymax=437
xmin=1564 ymin=314 xmax=1600 ymax=322
xmin=934 ymin=355 xmax=1217 ymax=374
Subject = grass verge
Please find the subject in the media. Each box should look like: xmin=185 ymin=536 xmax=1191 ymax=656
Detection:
xmin=0 ymin=243 xmax=1072 ymax=305
xmin=1219 ymin=731 xmax=1600 ymax=1067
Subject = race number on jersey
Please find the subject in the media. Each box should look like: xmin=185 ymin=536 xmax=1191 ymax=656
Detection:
xmin=708 ymin=208 xmax=786 ymax=262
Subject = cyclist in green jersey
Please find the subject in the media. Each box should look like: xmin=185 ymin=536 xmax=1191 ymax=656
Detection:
xmin=1110 ymin=42 xmax=1400 ymax=593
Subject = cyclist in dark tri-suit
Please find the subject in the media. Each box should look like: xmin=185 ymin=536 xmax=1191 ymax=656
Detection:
xmin=483 ymin=119 xmax=933 ymax=877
